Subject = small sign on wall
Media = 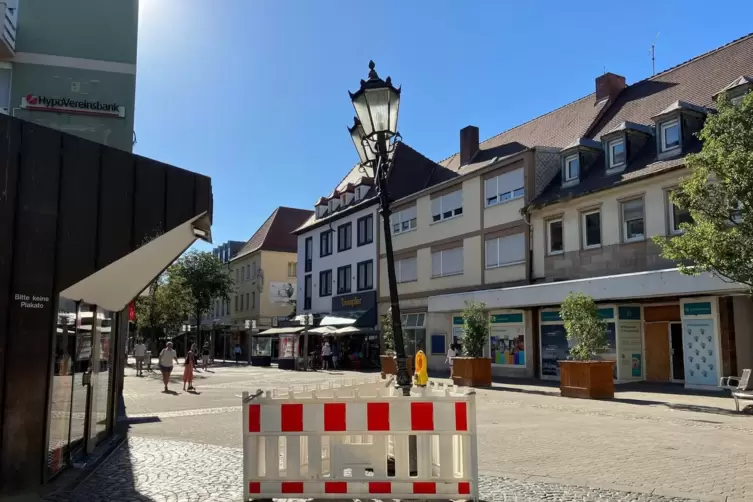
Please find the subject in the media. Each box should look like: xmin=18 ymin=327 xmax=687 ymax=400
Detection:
xmin=430 ymin=334 xmax=446 ymax=355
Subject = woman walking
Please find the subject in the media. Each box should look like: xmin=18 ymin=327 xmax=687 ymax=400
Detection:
xmin=446 ymin=343 xmax=457 ymax=379
xmin=158 ymin=341 xmax=179 ymax=392
xmin=184 ymin=343 xmax=197 ymax=391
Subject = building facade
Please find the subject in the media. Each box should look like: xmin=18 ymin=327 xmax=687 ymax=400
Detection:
xmin=227 ymin=207 xmax=312 ymax=358
xmin=421 ymin=34 xmax=753 ymax=388
xmin=1 ymin=0 xmax=138 ymax=152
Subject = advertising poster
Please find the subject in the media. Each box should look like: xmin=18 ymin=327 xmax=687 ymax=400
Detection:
xmin=540 ymin=324 xmax=568 ymax=377
xmin=269 ymin=282 xmax=295 ymax=304
xmin=618 ymin=321 xmax=642 ymax=380
xmin=682 ymin=318 xmax=718 ymax=386
xmin=603 ymin=322 xmax=617 ymax=379
xmin=490 ymin=324 xmax=525 ymax=366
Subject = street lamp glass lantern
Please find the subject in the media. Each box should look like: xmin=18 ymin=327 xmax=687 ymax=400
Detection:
xmin=348 ymin=117 xmax=376 ymax=166
xmin=349 ymin=61 xmax=401 ymax=140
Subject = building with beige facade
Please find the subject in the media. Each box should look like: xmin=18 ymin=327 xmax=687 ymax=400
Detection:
xmin=387 ymin=33 xmax=753 ymax=389
xmin=226 ymin=206 xmax=312 ymax=359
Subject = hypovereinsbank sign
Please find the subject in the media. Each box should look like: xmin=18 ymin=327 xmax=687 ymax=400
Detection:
xmin=21 ymin=94 xmax=125 ymax=118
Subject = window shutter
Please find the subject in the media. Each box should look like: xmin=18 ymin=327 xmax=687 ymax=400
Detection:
xmin=498 ymin=233 xmax=526 ymax=264
xmin=485 ymin=238 xmax=499 ymax=267
xmin=485 ymin=178 xmax=497 ymax=200
xmin=431 ymin=251 xmax=442 ymax=276
xmin=431 ymin=198 xmax=441 ymax=218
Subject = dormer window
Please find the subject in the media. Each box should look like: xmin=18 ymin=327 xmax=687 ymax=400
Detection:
xmin=660 ymin=119 xmax=680 ymax=152
xmin=608 ymin=139 xmax=625 ymax=168
xmin=564 ymin=155 xmax=579 ymax=181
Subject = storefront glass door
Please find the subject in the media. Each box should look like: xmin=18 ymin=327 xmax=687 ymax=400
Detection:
xmin=670 ymin=322 xmax=685 ymax=382
xmin=69 ymin=303 xmax=96 ymax=459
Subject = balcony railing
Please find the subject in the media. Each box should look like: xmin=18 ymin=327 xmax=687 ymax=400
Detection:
xmin=0 ymin=2 xmax=16 ymax=58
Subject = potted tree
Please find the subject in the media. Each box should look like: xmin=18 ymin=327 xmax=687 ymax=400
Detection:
xmin=379 ymin=312 xmax=412 ymax=378
xmin=558 ymin=292 xmax=614 ymax=399
xmin=453 ymin=301 xmax=492 ymax=387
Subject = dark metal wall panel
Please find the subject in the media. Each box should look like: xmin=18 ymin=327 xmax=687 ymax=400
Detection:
xmin=97 ymin=148 xmax=134 ymax=270
xmin=194 ymin=175 xmax=213 ymax=223
xmin=0 ymin=122 xmax=62 ymax=492
xmin=166 ymin=166 xmax=197 ymax=229
xmin=132 ymin=157 xmax=166 ymax=246
xmin=0 ymin=117 xmax=21 ymax=455
xmin=55 ymin=135 xmax=101 ymax=292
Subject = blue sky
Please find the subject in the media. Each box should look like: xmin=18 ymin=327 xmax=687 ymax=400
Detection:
xmin=135 ymin=0 xmax=753 ymax=249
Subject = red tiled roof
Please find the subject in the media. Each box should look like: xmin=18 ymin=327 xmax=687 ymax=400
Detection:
xmin=234 ymin=206 xmax=313 ymax=259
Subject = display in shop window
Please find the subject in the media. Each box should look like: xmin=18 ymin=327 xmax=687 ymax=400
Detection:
xmin=279 ymin=334 xmax=299 ymax=359
xmin=540 ymin=323 xmax=569 ymax=377
xmin=490 ymin=325 xmax=525 ymax=366
xmin=682 ymin=318 xmax=718 ymax=386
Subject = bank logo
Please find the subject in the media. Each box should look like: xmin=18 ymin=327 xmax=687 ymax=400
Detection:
xmin=25 ymin=94 xmax=39 ymax=105
xmin=21 ymin=93 xmax=125 ymax=118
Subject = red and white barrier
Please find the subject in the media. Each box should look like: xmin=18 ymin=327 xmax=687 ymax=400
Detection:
xmin=242 ymin=379 xmax=478 ymax=500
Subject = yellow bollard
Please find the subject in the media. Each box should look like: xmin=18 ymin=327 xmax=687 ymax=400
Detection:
xmin=414 ymin=350 xmax=429 ymax=386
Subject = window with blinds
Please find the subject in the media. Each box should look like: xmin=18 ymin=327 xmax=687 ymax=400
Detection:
xmin=397 ymin=257 xmax=418 ymax=283
xmin=431 ymin=246 xmax=463 ymax=277
xmin=431 ymin=190 xmax=463 ymax=223
xmin=392 ymin=206 xmax=418 ymax=234
xmin=485 ymin=233 xmax=525 ymax=269
xmin=621 ymin=198 xmax=645 ymax=242
xmin=485 ymin=168 xmax=524 ymax=207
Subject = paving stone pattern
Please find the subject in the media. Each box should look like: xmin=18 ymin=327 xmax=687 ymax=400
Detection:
xmin=45 ymin=437 xmax=702 ymax=502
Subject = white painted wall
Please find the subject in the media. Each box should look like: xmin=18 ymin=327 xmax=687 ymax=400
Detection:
xmin=296 ymin=204 xmax=379 ymax=315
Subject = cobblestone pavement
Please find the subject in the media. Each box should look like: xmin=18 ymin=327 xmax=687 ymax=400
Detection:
xmin=44 ymin=364 xmax=753 ymax=501
xmin=47 ymin=436 xmax=703 ymax=502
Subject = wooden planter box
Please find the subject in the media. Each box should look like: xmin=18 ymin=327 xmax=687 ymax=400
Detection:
xmin=452 ymin=357 xmax=492 ymax=387
xmin=559 ymin=360 xmax=615 ymax=399
xmin=380 ymin=355 xmax=413 ymax=378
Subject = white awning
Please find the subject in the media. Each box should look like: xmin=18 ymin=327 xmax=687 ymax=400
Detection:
xmin=309 ymin=326 xmax=339 ymax=335
xmin=256 ymin=327 xmax=305 ymax=336
xmin=428 ymin=268 xmax=746 ymax=313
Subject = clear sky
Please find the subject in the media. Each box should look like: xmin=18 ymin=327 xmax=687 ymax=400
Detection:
xmin=135 ymin=0 xmax=753 ymax=249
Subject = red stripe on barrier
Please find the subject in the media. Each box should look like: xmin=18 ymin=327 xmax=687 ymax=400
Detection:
xmin=459 ymin=482 xmax=471 ymax=494
xmin=248 ymin=404 xmax=260 ymax=432
xmin=413 ymin=482 xmax=437 ymax=494
xmin=455 ymin=401 xmax=468 ymax=431
xmin=281 ymin=481 xmax=304 ymax=493
xmin=367 ymin=402 xmax=390 ymax=431
xmin=324 ymin=402 xmax=346 ymax=431
xmin=369 ymin=481 xmax=392 ymax=494
xmin=248 ymin=482 xmax=261 ymax=493
xmin=411 ymin=402 xmax=434 ymax=431
xmin=281 ymin=403 xmax=303 ymax=432
xmin=325 ymin=481 xmax=348 ymax=493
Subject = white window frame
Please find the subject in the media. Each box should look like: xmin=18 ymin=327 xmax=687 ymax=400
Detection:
xmin=396 ymin=256 xmax=418 ymax=283
xmin=392 ymin=206 xmax=418 ymax=235
xmin=485 ymin=168 xmax=525 ymax=208
xmin=431 ymin=190 xmax=463 ymax=223
xmin=581 ymin=209 xmax=602 ymax=249
xmin=485 ymin=233 xmax=526 ymax=269
xmin=660 ymin=119 xmax=680 ymax=152
xmin=564 ymin=155 xmax=579 ymax=182
xmin=431 ymin=247 xmax=464 ymax=278
xmin=667 ymin=190 xmax=691 ymax=235
xmin=547 ymin=218 xmax=564 ymax=255
xmin=608 ymin=138 xmax=625 ymax=169
xmin=621 ymin=198 xmax=645 ymax=242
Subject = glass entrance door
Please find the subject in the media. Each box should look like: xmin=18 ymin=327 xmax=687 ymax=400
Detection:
xmin=670 ymin=322 xmax=685 ymax=382
xmin=69 ymin=303 xmax=96 ymax=459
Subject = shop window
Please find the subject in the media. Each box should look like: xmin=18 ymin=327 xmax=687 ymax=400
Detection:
xmin=485 ymin=168 xmax=524 ymax=207
xmin=489 ymin=313 xmax=525 ymax=366
xmin=485 ymin=233 xmax=525 ymax=269
xmin=431 ymin=190 xmax=463 ymax=222
xmin=581 ymin=210 xmax=601 ymax=248
xmin=431 ymin=246 xmax=463 ymax=277
xmin=401 ymin=313 xmax=426 ymax=355
xmin=547 ymin=218 xmax=564 ymax=255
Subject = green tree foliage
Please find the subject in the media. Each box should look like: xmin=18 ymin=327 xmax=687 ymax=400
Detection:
xmin=461 ymin=301 xmax=488 ymax=358
xmin=171 ymin=250 xmax=235 ymax=333
xmin=135 ymin=268 xmax=192 ymax=341
xmin=559 ymin=292 xmax=608 ymax=361
xmin=656 ymin=92 xmax=753 ymax=289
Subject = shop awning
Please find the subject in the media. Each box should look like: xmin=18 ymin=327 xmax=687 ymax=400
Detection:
xmin=428 ymin=268 xmax=747 ymax=312
xmin=319 ymin=307 xmax=376 ymax=328
xmin=255 ymin=327 xmax=305 ymax=336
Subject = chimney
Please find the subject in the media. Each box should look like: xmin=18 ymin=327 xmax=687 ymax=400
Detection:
xmin=459 ymin=125 xmax=479 ymax=166
xmin=595 ymin=72 xmax=626 ymax=103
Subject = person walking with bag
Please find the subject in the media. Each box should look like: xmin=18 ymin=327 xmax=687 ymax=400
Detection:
xmin=158 ymin=341 xmax=179 ymax=392
xmin=183 ymin=343 xmax=197 ymax=391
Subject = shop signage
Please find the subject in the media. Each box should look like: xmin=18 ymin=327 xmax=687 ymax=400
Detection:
xmin=21 ymin=94 xmax=126 ymax=118
xmin=618 ymin=306 xmax=642 ymax=320
xmin=453 ymin=316 xmax=464 ymax=325
xmin=540 ymin=311 xmax=562 ymax=322
xmin=14 ymin=293 xmax=50 ymax=309
xmin=540 ymin=324 xmax=568 ymax=377
xmin=332 ymin=290 xmax=375 ymax=312
xmin=490 ymin=313 xmax=523 ymax=324
xmin=598 ymin=307 xmax=615 ymax=319
xmin=682 ymin=318 xmax=718 ymax=386
xmin=430 ymin=334 xmax=447 ymax=355
xmin=683 ymin=301 xmax=712 ymax=316
xmin=618 ymin=321 xmax=643 ymax=379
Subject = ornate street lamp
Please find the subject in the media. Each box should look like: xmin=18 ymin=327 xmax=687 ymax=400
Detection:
xmin=348 ymin=61 xmax=411 ymax=396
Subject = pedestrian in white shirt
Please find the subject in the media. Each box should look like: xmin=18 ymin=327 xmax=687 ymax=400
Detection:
xmin=446 ymin=344 xmax=457 ymax=378
xmin=133 ymin=338 xmax=147 ymax=376
xmin=321 ymin=341 xmax=332 ymax=370
xmin=158 ymin=342 xmax=179 ymax=392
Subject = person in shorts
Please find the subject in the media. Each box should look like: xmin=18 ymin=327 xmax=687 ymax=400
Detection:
xmin=158 ymin=341 xmax=179 ymax=392
xmin=201 ymin=342 xmax=210 ymax=370
xmin=133 ymin=338 xmax=147 ymax=376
